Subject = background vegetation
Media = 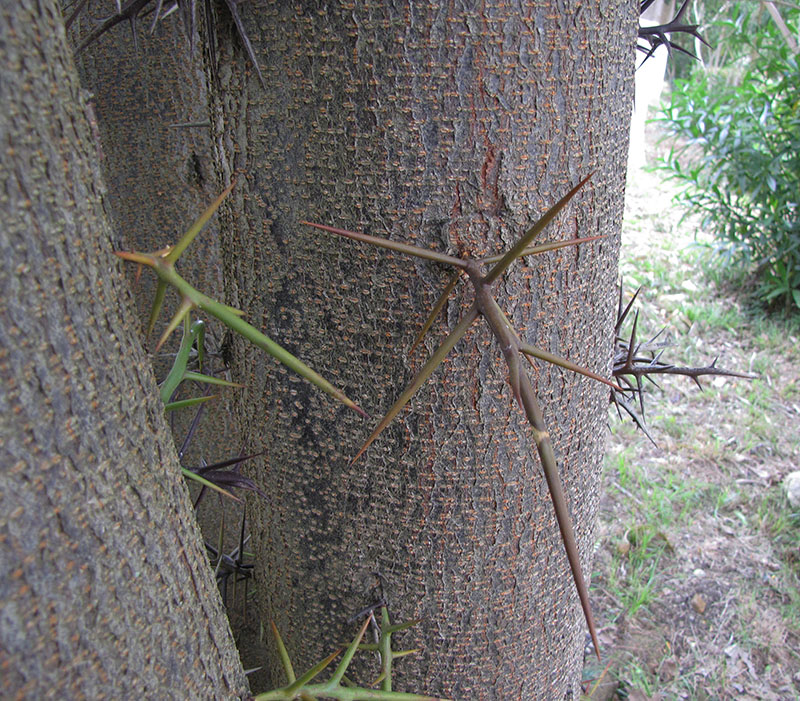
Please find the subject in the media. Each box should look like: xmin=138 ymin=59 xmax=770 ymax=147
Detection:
xmin=658 ymin=1 xmax=800 ymax=313
xmin=584 ymin=152 xmax=800 ymax=701
xmin=582 ymin=4 xmax=800 ymax=690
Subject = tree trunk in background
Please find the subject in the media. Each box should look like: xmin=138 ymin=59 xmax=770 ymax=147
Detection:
xmin=0 ymin=2 xmax=247 ymax=697
xmin=67 ymin=1 xmax=219 ymax=299
xmin=67 ymin=3 xmax=239 ymax=468
xmin=210 ymin=1 xmax=635 ymax=697
xmin=67 ymin=16 xmax=262 ymax=680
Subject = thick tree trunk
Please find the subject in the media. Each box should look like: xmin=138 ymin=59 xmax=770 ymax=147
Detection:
xmin=68 ymin=2 xmax=221 ymax=303
xmin=210 ymin=2 xmax=635 ymax=697
xmin=0 ymin=2 xmax=247 ymax=697
xmin=67 ymin=2 xmax=239 ymax=468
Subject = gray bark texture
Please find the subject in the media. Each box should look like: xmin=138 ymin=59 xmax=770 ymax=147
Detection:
xmin=209 ymin=1 xmax=636 ymax=698
xmin=68 ymin=2 xmax=240 ymax=468
xmin=68 ymin=1 xmax=221 ymax=299
xmin=0 ymin=1 xmax=248 ymax=697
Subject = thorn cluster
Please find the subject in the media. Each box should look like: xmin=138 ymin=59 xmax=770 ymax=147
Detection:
xmin=115 ymin=182 xmax=367 ymax=417
xmin=638 ymin=0 xmax=711 ymax=65
xmin=306 ymin=174 xmax=604 ymax=658
xmin=255 ymin=610 xmax=446 ymax=700
xmin=68 ymin=0 xmax=266 ymax=87
xmin=612 ymin=284 xmax=756 ymax=445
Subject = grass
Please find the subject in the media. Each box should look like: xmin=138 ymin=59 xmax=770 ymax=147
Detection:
xmin=584 ymin=159 xmax=800 ymax=699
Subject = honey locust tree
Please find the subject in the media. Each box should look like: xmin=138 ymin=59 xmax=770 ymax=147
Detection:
xmin=64 ymin=0 xmax=636 ymax=696
xmin=206 ymin=2 xmax=636 ymax=698
xmin=0 ymin=1 xmax=248 ymax=697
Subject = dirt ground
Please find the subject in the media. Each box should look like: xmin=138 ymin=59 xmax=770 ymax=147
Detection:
xmin=582 ymin=128 xmax=800 ymax=700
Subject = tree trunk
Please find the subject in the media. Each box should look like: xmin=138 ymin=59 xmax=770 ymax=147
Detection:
xmin=66 ymin=4 xmax=272 ymax=685
xmin=210 ymin=1 xmax=635 ymax=697
xmin=67 ymin=0 xmax=221 ymax=302
xmin=67 ymin=2 xmax=239 ymax=467
xmin=0 ymin=2 xmax=248 ymax=697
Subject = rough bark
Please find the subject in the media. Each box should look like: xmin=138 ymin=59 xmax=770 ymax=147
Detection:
xmin=67 ymin=2 xmax=239 ymax=467
xmin=67 ymin=6 xmax=271 ymax=685
xmin=68 ymin=2 xmax=220 ymax=301
xmin=210 ymin=2 xmax=635 ymax=698
xmin=0 ymin=2 xmax=248 ymax=697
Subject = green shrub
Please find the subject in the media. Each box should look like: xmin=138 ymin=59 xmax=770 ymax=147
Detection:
xmin=658 ymin=4 xmax=800 ymax=312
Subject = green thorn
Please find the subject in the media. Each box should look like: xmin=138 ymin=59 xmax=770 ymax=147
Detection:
xmin=147 ymin=280 xmax=168 ymax=336
xmin=164 ymin=395 xmax=217 ymax=411
xmin=328 ymin=617 xmax=371 ymax=686
xmin=165 ymin=182 xmax=235 ymax=264
xmin=155 ymin=297 xmax=195 ymax=352
xmin=270 ymin=621 xmax=297 ymax=684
